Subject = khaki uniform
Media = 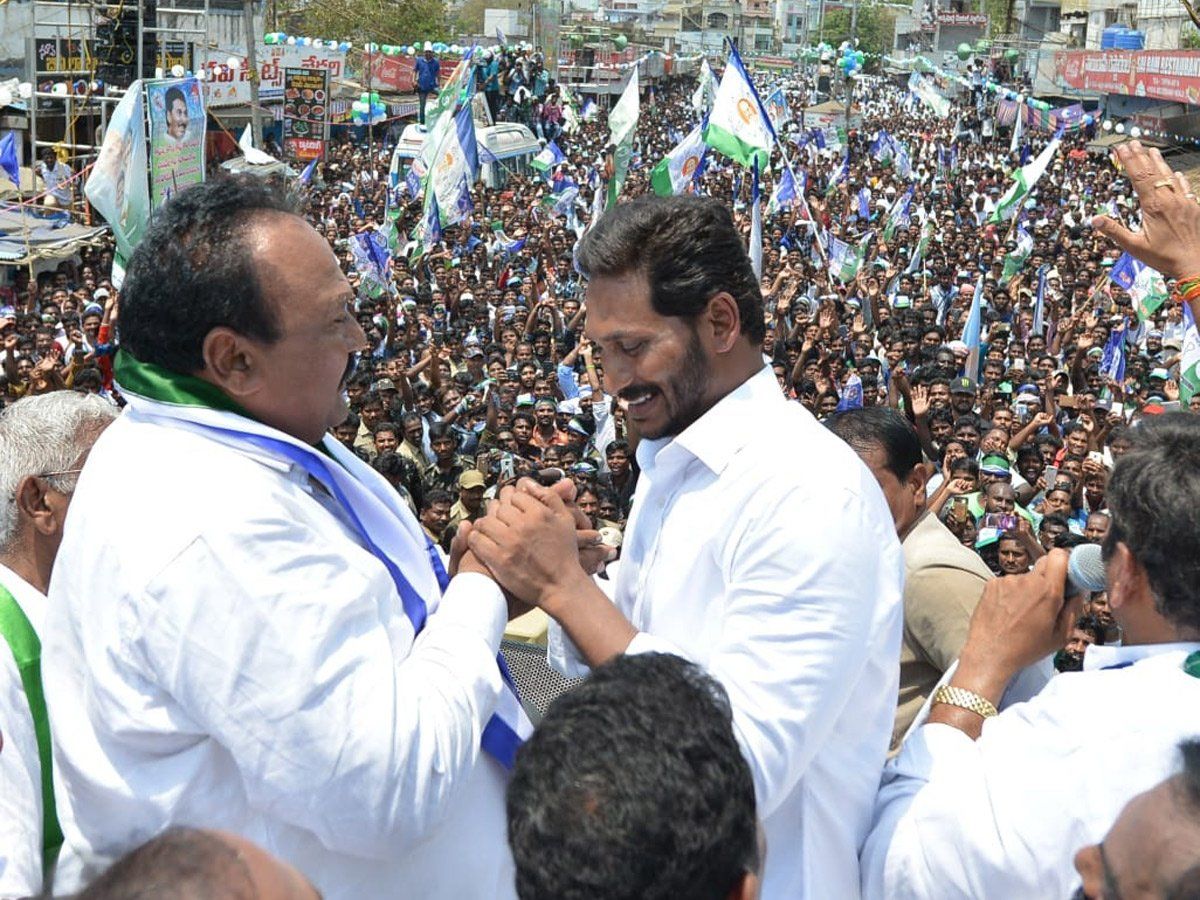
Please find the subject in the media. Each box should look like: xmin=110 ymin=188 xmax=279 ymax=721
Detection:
xmin=893 ymin=511 xmax=993 ymax=749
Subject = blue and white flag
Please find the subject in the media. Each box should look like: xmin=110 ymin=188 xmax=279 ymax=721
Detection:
xmin=857 ymin=187 xmax=871 ymax=221
xmin=825 ymin=154 xmax=849 ymax=196
xmin=836 ymin=372 xmax=864 ymax=411
xmin=1111 ymin=252 xmax=1170 ymax=322
xmin=1101 ymin=318 xmax=1128 ymax=386
xmin=0 ymin=132 xmax=19 ymax=186
xmin=496 ymin=25 xmax=507 ymax=45
xmin=750 ymin=158 xmax=763 ymax=279
xmin=531 ymin=140 xmax=566 ymax=173
xmin=963 ymin=275 xmax=985 ymax=380
xmin=299 ymin=157 xmax=318 ymax=184
xmin=1033 ymin=264 xmax=1048 ymax=335
xmin=766 ymin=165 xmax=798 ymax=215
xmin=427 ymin=102 xmax=478 ymax=228
xmin=765 ymin=86 xmax=792 ymax=132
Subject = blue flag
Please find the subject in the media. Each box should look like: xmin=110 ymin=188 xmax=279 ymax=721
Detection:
xmin=836 ymin=373 xmax=864 ymax=411
xmin=857 ymin=187 xmax=871 ymax=221
xmin=1101 ymin=318 xmax=1128 ymax=386
xmin=299 ymin=157 xmax=318 ymax=184
xmin=0 ymin=132 xmax=19 ymax=186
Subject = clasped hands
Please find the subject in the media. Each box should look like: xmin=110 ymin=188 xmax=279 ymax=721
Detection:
xmin=449 ymin=477 xmax=615 ymax=620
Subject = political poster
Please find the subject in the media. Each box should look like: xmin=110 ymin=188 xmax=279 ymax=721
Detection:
xmin=145 ymin=77 xmax=205 ymax=210
xmin=282 ymin=67 xmax=329 ymax=161
xmin=83 ymin=78 xmax=151 ymax=281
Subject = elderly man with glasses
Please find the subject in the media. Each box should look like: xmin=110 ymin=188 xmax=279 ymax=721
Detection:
xmin=0 ymin=392 xmax=116 ymax=898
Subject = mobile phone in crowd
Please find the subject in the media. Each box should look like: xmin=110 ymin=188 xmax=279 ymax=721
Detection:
xmin=1044 ymin=465 xmax=1058 ymax=488
xmin=982 ymin=513 xmax=1017 ymax=531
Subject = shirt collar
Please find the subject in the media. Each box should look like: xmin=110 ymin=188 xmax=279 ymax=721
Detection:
xmin=0 ymin=560 xmax=48 ymax=637
xmin=1083 ymin=641 xmax=1200 ymax=672
xmin=635 ymin=366 xmax=784 ymax=477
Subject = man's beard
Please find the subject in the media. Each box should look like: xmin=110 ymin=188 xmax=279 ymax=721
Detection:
xmin=637 ymin=327 xmax=712 ymax=441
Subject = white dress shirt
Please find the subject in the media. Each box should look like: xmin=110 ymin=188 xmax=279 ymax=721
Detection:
xmin=43 ymin=408 xmax=517 ymax=899
xmin=550 ymin=365 xmax=905 ymax=899
xmin=862 ymin=641 xmax=1200 ymax=899
xmin=0 ymin=563 xmax=48 ymax=900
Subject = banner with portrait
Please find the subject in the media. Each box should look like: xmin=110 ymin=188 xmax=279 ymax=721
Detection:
xmin=83 ymin=78 xmax=152 ymax=284
xmin=282 ymin=67 xmax=329 ymax=161
xmin=145 ymin=77 xmax=206 ymax=210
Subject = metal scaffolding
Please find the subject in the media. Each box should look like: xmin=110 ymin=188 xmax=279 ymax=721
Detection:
xmin=25 ymin=0 xmax=209 ymax=201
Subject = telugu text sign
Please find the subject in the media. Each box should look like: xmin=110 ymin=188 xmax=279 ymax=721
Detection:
xmin=201 ymin=44 xmax=345 ymax=107
xmin=1055 ymin=50 xmax=1200 ymax=105
xmin=282 ymin=67 xmax=329 ymax=161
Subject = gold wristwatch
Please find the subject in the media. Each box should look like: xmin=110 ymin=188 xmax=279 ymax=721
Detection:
xmin=932 ymin=685 xmax=998 ymax=719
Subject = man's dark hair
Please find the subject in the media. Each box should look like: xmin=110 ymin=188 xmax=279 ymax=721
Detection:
xmin=507 ymin=652 xmax=759 ymax=900
xmin=1039 ymin=513 xmax=1070 ymax=532
xmin=826 ymin=407 xmax=922 ymax=480
xmin=428 ymin=421 xmax=457 ymax=444
xmin=1103 ymin=414 xmax=1200 ymax=634
xmin=119 ymin=176 xmax=298 ymax=373
xmin=605 ymin=439 xmax=630 ymax=458
xmin=422 ymin=489 xmax=453 ymax=509
xmin=374 ymin=420 xmax=398 ymax=437
xmin=76 ymin=826 xmax=255 ymax=899
xmin=575 ymin=195 xmax=765 ymax=344
xmin=164 ymin=86 xmax=186 ymax=112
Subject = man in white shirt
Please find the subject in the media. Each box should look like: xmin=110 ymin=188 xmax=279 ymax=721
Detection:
xmin=43 ymin=176 xmax=533 ymax=899
xmin=36 ymin=148 xmax=73 ymax=208
xmin=861 ymin=413 xmax=1200 ymax=899
xmin=465 ymin=195 xmax=905 ymax=898
xmin=0 ymin=392 xmax=117 ymax=899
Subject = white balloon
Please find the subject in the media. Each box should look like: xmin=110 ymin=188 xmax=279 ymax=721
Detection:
xmin=227 ymin=56 xmax=240 ymax=69
xmin=1102 ymin=119 xmax=1113 ymax=131
xmin=171 ymin=64 xmax=185 ymax=77
xmin=1115 ymin=123 xmax=1125 ymax=134
xmin=1129 ymin=125 xmax=1141 ymax=138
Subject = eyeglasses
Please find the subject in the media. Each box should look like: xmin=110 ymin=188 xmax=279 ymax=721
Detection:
xmin=40 ymin=468 xmax=83 ymax=479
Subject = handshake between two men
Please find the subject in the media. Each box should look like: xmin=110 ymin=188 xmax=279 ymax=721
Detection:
xmin=448 ymin=477 xmax=636 ymax=667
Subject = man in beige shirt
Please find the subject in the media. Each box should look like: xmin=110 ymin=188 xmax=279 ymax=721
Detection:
xmin=829 ymin=407 xmax=991 ymax=748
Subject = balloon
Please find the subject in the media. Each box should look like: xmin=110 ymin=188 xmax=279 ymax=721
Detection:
xmin=854 ymin=50 xmax=864 ymax=64
xmin=613 ymin=34 xmax=628 ymax=50
xmin=370 ymin=91 xmax=380 ymax=103
xmin=1083 ymin=114 xmax=1094 ymax=125
xmin=957 ymin=42 xmax=972 ymax=61
xmin=407 ymin=45 xmax=416 ymax=55
xmin=975 ymin=39 xmax=990 ymax=52
xmin=1004 ymin=48 xmax=1019 ymax=62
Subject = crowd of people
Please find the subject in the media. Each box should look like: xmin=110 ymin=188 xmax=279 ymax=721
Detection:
xmin=1 ymin=43 xmax=1200 ymax=899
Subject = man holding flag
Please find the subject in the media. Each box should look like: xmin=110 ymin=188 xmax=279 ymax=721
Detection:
xmin=42 ymin=176 xmax=551 ymax=899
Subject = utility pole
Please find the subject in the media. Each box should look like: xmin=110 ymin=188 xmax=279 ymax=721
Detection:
xmin=844 ymin=0 xmax=858 ymax=124
xmin=243 ymin=0 xmax=263 ymax=145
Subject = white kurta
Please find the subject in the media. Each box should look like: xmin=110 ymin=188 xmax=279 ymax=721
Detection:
xmin=0 ymin=564 xmax=48 ymax=900
xmin=43 ymin=407 xmax=517 ymax=899
xmin=862 ymin=642 xmax=1200 ymax=899
xmin=550 ymin=366 xmax=905 ymax=899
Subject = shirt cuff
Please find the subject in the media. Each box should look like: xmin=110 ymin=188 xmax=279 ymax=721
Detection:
xmin=434 ymin=571 xmax=507 ymax=653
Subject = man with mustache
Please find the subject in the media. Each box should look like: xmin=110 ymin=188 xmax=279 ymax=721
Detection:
xmin=465 ymin=195 xmax=905 ymax=898
xmin=41 ymin=177 xmax=535 ymax=899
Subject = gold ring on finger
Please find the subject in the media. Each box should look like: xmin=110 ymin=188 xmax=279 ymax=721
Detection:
xmin=1154 ymin=178 xmax=1175 ymax=189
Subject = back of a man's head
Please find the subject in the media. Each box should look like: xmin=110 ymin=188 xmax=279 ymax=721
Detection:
xmin=119 ymin=175 xmax=298 ymax=375
xmin=506 ymin=652 xmax=760 ymax=900
xmin=826 ymin=406 xmax=923 ymax=480
xmin=75 ymin=827 xmax=320 ymax=900
xmin=75 ymin=827 xmax=256 ymax=899
xmin=1104 ymin=413 xmax=1200 ymax=633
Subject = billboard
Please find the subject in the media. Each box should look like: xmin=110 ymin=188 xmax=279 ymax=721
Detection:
xmin=282 ymin=67 xmax=329 ymax=161
xmin=1055 ymin=50 xmax=1200 ymax=105
xmin=201 ymin=43 xmax=346 ymax=107
xmin=145 ymin=77 xmax=206 ymax=209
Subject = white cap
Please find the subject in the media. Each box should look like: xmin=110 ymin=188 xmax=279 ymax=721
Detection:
xmin=424 ymin=41 xmax=433 ymax=51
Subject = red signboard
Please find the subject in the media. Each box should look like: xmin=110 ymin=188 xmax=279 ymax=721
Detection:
xmin=363 ymin=53 xmax=459 ymax=94
xmin=1055 ymin=50 xmax=1200 ymax=105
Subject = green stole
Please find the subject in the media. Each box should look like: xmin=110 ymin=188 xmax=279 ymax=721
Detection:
xmin=0 ymin=581 xmax=64 ymax=876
